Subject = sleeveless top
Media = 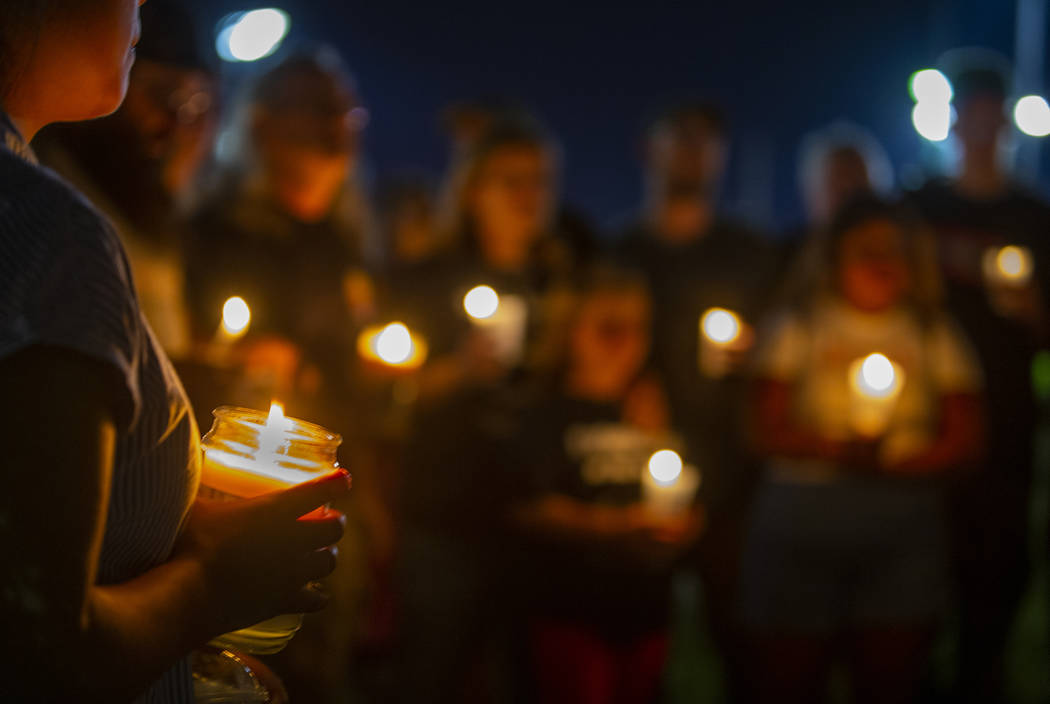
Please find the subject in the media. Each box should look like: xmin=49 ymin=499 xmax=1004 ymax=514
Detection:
xmin=0 ymin=112 xmax=200 ymax=703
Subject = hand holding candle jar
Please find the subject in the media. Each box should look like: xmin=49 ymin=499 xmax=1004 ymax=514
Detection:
xmin=981 ymin=244 xmax=1040 ymax=322
xmin=199 ymin=402 xmax=346 ymax=654
xmin=641 ymin=449 xmax=701 ymax=517
xmin=848 ymin=352 xmax=905 ymax=438
xmin=463 ymin=284 xmax=528 ymax=367
xmin=699 ymin=307 xmax=751 ymax=378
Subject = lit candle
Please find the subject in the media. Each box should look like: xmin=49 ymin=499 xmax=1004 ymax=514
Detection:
xmin=848 ymin=353 xmax=905 ymax=437
xmin=463 ymin=284 xmax=528 ymax=366
xmin=983 ymin=245 xmax=1034 ymax=287
xmin=200 ymin=403 xmax=343 ymax=655
xmin=219 ymin=295 xmax=251 ymax=341
xmin=699 ymin=307 xmax=742 ymax=378
xmin=356 ymin=321 xmax=428 ymax=372
xmin=641 ymin=449 xmax=701 ymax=516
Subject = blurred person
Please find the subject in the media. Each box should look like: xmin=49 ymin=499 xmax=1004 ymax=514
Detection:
xmin=377 ymin=172 xmax=442 ymax=274
xmin=185 ymin=48 xmax=378 ymax=703
xmin=616 ymin=102 xmax=776 ymax=702
xmin=0 ymin=2 xmax=348 ymax=701
xmin=186 ymin=48 xmax=375 ymax=425
xmin=508 ymin=264 xmax=702 ymax=704
xmin=442 ymin=98 xmax=600 ymax=266
xmin=394 ymin=116 xmax=576 ymax=704
xmin=798 ymin=122 xmax=893 ymax=230
xmin=906 ymin=51 xmax=1050 ymax=703
xmin=392 ymin=115 xmax=575 ymax=403
xmin=34 ymin=0 xmax=217 ymax=358
xmin=743 ymin=196 xmax=983 ymax=704
xmin=777 ymin=123 xmax=895 ymax=307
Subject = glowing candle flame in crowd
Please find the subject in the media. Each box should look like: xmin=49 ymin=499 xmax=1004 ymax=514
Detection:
xmin=221 ymin=296 xmax=251 ymax=336
xmin=994 ymin=245 xmax=1034 ymax=283
xmin=356 ymin=322 xmax=427 ymax=370
xmin=647 ymin=449 xmax=684 ymax=485
xmin=375 ymin=322 xmax=414 ymax=364
xmin=701 ymin=308 xmax=741 ymax=345
xmin=855 ymin=353 xmax=898 ymax=398
xmin=463 ymin=285 xmax=500 ymax=320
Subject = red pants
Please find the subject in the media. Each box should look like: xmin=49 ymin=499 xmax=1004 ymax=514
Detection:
xmin=530 ymin=621 xmax=669 ymax=704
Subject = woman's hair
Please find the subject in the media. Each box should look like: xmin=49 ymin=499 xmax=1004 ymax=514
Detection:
xmin=0 ymin=2 xmax=47 ymax=102
xmin=785 ymin=195 xmax=942 ymax=322
xmin=437 ymin=113 xmax=560 ymax=253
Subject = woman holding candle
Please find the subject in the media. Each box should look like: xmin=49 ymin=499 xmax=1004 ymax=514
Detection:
xmin=0 ymin=2 xmax=349 ymax=701
xmin=506 ymin=265 xmax=702 ymax=704
xmin=389 ymin=115 xmax=575 ymax=402
xmin=741 ymin=196 xmax=984 ymax=703
xmin=394 ymin=116 xmax=577 ymax=701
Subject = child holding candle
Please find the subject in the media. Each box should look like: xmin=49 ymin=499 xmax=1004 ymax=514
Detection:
xmin=507 ymin=265 xmax=702 ymax=704
xmin=0 ymin=3 xmax=349 ymax=701
xmin=742 ymin=196 xmax=984 ymax=703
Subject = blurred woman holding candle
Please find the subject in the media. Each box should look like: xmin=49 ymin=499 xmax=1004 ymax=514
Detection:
xmin=394 ymin=115 xmax=578 ymax=703
xmin=506 ymin=264 xmax=702 ymax=704
xmin=0 ymin=2 xmax=349 ymax=701
xmin=185 ymin=48 xmax=376 ymax=430
xmin=389 ymin=114 xmax=575 ymax=403
xmin=741 ymin=196 xmax=984 ymax=703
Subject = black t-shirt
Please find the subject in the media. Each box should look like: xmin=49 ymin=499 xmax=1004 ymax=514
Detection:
xmin=908 ymin=180 xmax=1050 ymax=467
xmin=185 ymin=188 xmax=363 ymax=389
xmin=615 ymin=219 xmax=775 ymax=515
xmin=508 ymin=394 xmax=680 ymax=638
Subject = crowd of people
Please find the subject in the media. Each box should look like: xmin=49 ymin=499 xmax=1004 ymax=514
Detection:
xmin=1 ymin=1 xmax=1048 ymax=703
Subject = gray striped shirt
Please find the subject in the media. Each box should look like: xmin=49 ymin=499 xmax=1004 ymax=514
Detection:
xmin=0 ymin=114 xmax=200 ymax=702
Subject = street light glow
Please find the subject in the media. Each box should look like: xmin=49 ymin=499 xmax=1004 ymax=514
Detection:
xmin=216 ymin=8 xmax=290 ymax=63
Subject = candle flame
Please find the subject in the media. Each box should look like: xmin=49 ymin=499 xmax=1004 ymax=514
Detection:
xmin=464 ymin=285 xmax=500 ymax=320
xmin=856 ymin=353 xmax=898 ymax=397
xmin=996 ymin=245 xmax=1033 ymax=281
xmin=267 ymin=400 xmax=285 ymax=427
xmin=374 ymin=322 xmax=414 ymax=364
xmin=701 ymin=308 xmax=741 ymax=344
xmin=648 ymin=449 xmax=683 ymax=485
xmin=222 ymin=296 xmax=251 ymax=335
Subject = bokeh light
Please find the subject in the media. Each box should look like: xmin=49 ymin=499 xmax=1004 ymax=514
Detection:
xmin=701 ymin=308 xmax=741 ymax=344
xmin=221 ymin=296 xmax=251 ymax=335
xmin=911 ymin=101 xmax=953 ymax=142
xmin=375 ymin=322 xmax=414 ymax=364
xmin=1014 ymin=95 xmax=1050 ymax=137
xmin=463 ymin=285 xmax=500 ymax=320
xmin=909 ymin=69 xmax=953 ymax=104
xmin=996 ymin=245 xmax=1034 ymax=281
xmin=858 ymin=353 xmax=897 ymax=397
xmin=648 ymin=449 xmax=683 ymax=485
xmin=215 ymin=8 xmax=290 ymax=63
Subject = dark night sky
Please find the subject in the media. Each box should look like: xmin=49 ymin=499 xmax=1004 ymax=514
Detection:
xmin=184 ymin=0 xmax=1039 ymax=234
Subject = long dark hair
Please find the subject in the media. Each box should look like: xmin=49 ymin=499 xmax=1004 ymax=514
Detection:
xmin=0 ymin=2 xmax=47 ymax=103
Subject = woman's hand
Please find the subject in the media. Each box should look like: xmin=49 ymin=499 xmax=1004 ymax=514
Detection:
xmin=175 ymin=471 xmax=351 ymax=637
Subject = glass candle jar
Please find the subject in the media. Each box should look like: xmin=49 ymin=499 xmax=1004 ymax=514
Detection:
xmin=200 ymin=403 xmax=342 ymax=654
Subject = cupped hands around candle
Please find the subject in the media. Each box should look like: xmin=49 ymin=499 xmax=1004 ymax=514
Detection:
xmin=174 ymin=470 xmax=351 ymax=638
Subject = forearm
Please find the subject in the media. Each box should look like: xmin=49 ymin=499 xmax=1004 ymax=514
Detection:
xmin=8 ymin=555 xmax=213 ymax=703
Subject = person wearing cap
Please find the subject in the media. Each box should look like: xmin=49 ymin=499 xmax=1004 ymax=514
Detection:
xmin=34 ymin=0 xmax=218 ymax=360
xmin=907 ymin=50 xmax=1050 ymax=703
